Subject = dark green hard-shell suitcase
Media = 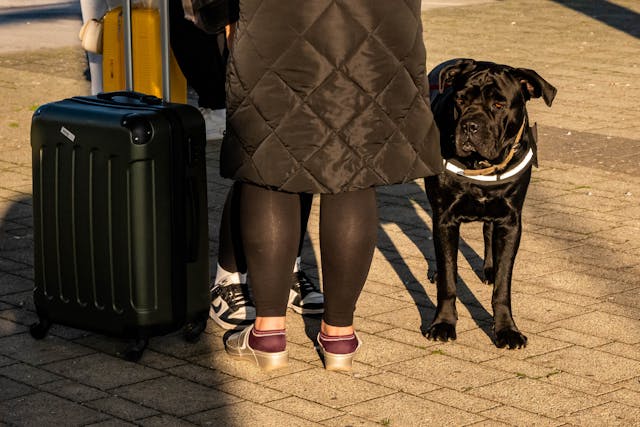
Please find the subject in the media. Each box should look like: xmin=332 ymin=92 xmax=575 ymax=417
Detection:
xmin=29 ymin=90 xmax=210 ymax=360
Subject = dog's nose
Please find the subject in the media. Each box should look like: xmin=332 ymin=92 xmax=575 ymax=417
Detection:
xmin=461 ymin=121 xmax=479 ymax=134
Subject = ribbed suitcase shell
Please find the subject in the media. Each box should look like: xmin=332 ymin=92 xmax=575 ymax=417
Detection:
xmin=30 ymin=93 xmax=209 ymax=339
xmin=102 ymin=7 xmax=187 ymax=103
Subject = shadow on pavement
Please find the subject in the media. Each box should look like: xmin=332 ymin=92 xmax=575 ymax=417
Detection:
xmin=377 ymin=181 xmax=495 ymax=342
xmin=552 ymin=0 xmax=640 ymax=38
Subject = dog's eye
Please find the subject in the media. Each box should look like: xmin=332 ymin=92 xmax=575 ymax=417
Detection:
xmin=493 ymin=102 xmax=506 ymax=110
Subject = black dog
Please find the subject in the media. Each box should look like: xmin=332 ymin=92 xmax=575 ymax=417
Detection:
xmin=424 ymin=58 xmax=556 ymax=349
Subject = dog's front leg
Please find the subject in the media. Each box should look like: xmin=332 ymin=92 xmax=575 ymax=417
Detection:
xmin=427 ymin=219 xmax=460 ymax=342
xmin=491 ymin=218 xmax=527 ymax=349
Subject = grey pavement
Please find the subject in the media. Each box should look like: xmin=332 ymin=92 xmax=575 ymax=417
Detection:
xmin=1 ymin=0 xmax=640 ymax=426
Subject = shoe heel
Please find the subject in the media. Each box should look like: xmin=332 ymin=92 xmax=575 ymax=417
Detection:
xmin=321 ymin=350 xmax=356 ymax=371
xmin=254 ymin=349 xmax=289 ymax=372
xmin=318 ymin=332 xmax=361 ymax=371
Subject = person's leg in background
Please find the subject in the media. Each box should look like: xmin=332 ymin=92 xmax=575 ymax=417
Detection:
xmin=168 ymin=0 xmax=226 ymax=140
xmin=210 ymin=184 xmax=323 ymax=329
xmin=79 ymin=0 xmax=112 ymax=95
xmin=224 ymin=186 xmax=377 ymax=371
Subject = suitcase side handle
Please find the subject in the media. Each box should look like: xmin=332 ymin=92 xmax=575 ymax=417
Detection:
xmin=185 ymin=175 xmax=199 ymax=262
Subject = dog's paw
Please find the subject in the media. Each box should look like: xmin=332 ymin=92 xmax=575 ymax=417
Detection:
xmin=495 ymin=327 xmax=527 ymax=349
xmin=482 ymin=267 xmax=494 ymax=285
xmin=426 ymin=322 xmax=457 ymax=342
xmin=427 ymin=269 xmax=437 ymax=284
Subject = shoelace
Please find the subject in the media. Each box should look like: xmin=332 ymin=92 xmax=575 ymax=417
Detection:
xmin=213 ymin=280 xmax=254 ymax=311
xmin=294 ymin=272 xmax=318 ymax=297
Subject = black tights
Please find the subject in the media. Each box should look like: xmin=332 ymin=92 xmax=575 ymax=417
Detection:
xmin=217 ymin=182 xmax=312 ymax=273
xmin=239 ymin=183 xmax=378 ymax=327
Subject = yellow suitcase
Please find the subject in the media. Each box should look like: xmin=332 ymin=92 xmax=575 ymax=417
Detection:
xmin=102 ymin=6 xmax=187 ymax=103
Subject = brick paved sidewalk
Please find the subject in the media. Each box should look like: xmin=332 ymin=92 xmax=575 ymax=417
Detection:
xmin=1 ymin=1 xmax=639 ymax=425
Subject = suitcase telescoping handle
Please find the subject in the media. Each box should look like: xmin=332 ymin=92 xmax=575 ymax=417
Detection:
xmin=122 ymin=0 xmax=172 ymax=102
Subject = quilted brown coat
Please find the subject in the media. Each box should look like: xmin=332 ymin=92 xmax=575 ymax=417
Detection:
xmin=220 ymin=0 xmax=442 ymax=194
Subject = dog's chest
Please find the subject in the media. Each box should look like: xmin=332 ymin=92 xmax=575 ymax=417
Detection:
xmin=436 ymin=176 xmax=520 ymax=222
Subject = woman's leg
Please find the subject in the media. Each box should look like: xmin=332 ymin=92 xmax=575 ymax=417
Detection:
xmin=239 ymin=183 xmax=301 ymax=330
xmin=319 ymin=188 xmax=378 ymax=331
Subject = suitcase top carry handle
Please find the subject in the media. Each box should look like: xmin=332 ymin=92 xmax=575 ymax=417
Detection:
xmin=96 ymin=91 xmax=163 ymax=105
xmin=123 ymin=0 xmax=172 ymax=102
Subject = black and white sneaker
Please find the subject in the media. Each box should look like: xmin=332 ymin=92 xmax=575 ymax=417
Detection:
xmin=288 ymin=271 xmax=324 ymax=315
xmin=210 ymin=279 xmax=256 ymax=330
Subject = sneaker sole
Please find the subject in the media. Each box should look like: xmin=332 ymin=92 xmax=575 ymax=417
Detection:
xmin=209 ymin=305 xmax=255 ymax=331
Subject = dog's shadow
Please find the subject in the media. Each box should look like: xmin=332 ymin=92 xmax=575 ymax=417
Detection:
xmin=376 ymin=181 xmax=494 ymax=340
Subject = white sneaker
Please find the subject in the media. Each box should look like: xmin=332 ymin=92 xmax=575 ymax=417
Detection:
xmin=210 ymin=278 xmax=256 ymax=330
xmin=198 ymin=107 xmax=226 ymax=141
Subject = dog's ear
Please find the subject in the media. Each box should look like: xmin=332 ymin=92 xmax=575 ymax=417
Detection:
xmin=512 ymin=68 xmax=557 ymax=107
xmin=439 ymin=58 xmax=477 ymax=92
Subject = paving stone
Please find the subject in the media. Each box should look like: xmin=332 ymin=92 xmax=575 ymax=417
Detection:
xmin=187 ymin=400 xmax=318 ymax=427
xmin=261 ymin=370 xmax=395 ymax=409
xmin=539 ymin=371 xmax=621 ymax=396
xmin=265 ymin=396 xmax=345 ymax=422
xmin=113 ymin=376 xmax=240 ymax=417
xmin=0 ymin=308 xmax=38 ymax=330
xmin=0 ymin=376 xmax=33 ymax=401
xmin=555 ymin=311 xmax=640 ymax=345
xmin=0 ymin=392 xmax=110 ymax=426
xmin=166 ymin=363 xmax=235 ymax=387
xmin=0 ymin=316 xmax=27 ymax=336
xmin=422 ymin=388 xmax=500 ymax=413
xmin=137 ymin=350 xmax=188 ymax=370
xmin=479 ymin=405 xmax=563 ymax=427
xmin=353 ymin=332 xmax=431 ymax=367
xmin=0 ymin=362 xmax=61 ymax=386
xmin=538 ymin=327 xmax=612 ymax=348
xmin=85 ymin=420 xmax=138 ymax=427
xmin=596 ymin=342 xmax=640 ymax=362
xmin=601 ymin=388 xmax=640 ymax=408
xmin=0 ymin=273 xmax=33 ymax=295
xmin=533 ymin=270 xmax=634 ymax=298
xmin=455 ymin=328 xmax=572 ymax=360
xmin=0 ymin=333 xmax=95 ymax=365
xmin=363 ymin=372 xmax=440 ymax=396
xmin=344 ymin=392 xmax=483 ymax=426
xmin=388 ymin=353 xmax=512 ymax=392
xmin=138 ymin=415 xmax=198 ymax=426
xmin=38 ymin=379 xmax=109 ymax=403
xmin=560 ymin=401 xmax=640 ymax=426
xmin=213 ymin=379 xmax=289 ymax=404
xmin=42 ymin=353 xmax=165 ymax=390
xmin=320 ymin=414 xmax=381 ymax=427
xmin=480 ymin=356 xmax=561 ymax=381
xmin=470 ymin=378 xmax=598 ymax=419
xmin=529 ymin=346 xmax=640 ymax=384
xmin=513 ymin=293 xmax=589 ymax=324
xmin=533 ymin=288 xmax=601 ymax=307
xmin=85 ymin=396 xmax=159 ymax=421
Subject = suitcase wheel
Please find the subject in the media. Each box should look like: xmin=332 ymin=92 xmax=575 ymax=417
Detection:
xmin=183 ymin=316 xmax=208 ymax=343
xmin=30 ymin=318 xmax=52 ymax=340
xmin=121 ymin=338 xmax=149 ymax=362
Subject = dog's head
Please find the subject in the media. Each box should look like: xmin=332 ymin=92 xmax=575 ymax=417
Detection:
xmin=435 ymin=58 xmax=556 ymax=164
